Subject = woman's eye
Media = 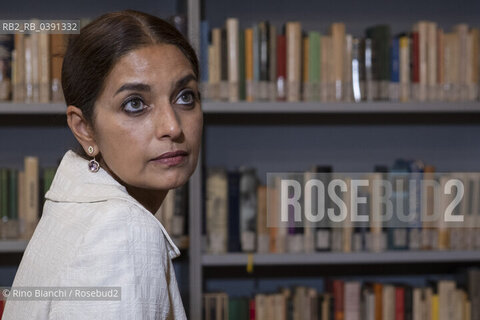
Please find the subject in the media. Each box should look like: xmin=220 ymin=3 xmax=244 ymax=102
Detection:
xmin=176 ymin=90 xmax=195 ymax=106
xmin=122 ymin=97 xmax=146 ymax=113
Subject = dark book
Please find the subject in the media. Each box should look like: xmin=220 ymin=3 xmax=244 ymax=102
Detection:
xmin=227 ymin=171 xmax=241 ymax=252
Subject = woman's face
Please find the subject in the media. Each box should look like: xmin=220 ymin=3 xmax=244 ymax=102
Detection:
xmin=92 ymin=44 xmax=203 ymax=191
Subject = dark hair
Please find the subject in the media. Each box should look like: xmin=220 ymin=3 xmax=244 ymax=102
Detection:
xmin=62 ymin=9 xmax=200 ymax=160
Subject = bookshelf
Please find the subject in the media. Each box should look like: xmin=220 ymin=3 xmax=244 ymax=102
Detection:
xmin=4 ymin=100 xmax=479 ymax=317
xmin=190 ymin=102 xmax=480 ymax=319
xmin=1 ymin=0 xmax=480 ymax=318
xmin=191 ymin=0 xmax=480 ymax=317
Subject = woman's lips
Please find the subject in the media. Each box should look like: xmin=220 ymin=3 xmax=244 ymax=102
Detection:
xmin=151 ymin=150 xmax=188 ymax=166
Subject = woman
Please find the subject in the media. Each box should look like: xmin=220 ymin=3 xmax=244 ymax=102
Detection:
xmin=3 ymin=9 xmax=202 ymax=319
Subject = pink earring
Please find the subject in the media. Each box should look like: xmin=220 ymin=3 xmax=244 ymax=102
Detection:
xmin=87 ymin=146 xmax=100 ymax=173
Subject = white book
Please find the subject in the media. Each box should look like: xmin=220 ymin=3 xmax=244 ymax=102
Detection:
xmin=206 ymin=168 xmax=228 ymax=254
xmin=344 ymin=281 xmax=361 ymax=320
xmin=286 ymin=22 xmax=302 ymax=102
xmin=226 ymin=18 xmax=239 ymax=102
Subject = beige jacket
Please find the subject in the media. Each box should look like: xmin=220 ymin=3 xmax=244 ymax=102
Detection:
xmin=3 ymin=150 xmax=186 ymax=319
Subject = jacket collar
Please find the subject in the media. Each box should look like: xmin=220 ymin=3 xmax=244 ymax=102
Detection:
xmin=45 ymin=150 xmax=181 ymax=259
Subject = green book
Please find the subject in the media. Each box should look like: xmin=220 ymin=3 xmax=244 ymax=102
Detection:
xmin=228 ymin=297 xmax=249 ymax=320
xmin=308 ymin=31 xmax=321 ymax=84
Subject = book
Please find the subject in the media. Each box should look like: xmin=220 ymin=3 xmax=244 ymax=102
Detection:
xmin=23 ymin=156 xmax=39 ymax=240
xmin=256 ymin=185 xmax=269 ymax=253
xmin=239 ymin=167 xmax=257 ymax=252
xmin=0 ymin=35 xmax=13 ymax=101
xmin=331 ymin=23 xmax=346 ymax=101
xmin=286 ymin=22 xmax=302 ymax=102
xmin=206 ymin=168 xmax=228 ymax=254
xmin=227 ymin=171 xmax=241 ymax=252
xmin=226 ymin=18 xmax=240 ymax=102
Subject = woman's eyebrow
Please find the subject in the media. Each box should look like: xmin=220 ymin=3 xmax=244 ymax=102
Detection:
xmin=114 ymin=83 xmax=151 ymax=96
xmin=171 ymin=74 xmax=197 ymax=91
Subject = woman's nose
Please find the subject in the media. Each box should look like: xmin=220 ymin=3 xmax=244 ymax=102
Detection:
xmin=155 ymin=103 xmax=182 ymax=140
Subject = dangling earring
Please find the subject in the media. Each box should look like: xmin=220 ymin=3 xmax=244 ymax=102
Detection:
xmin=87 ymin=146 xmax=100 ymax=173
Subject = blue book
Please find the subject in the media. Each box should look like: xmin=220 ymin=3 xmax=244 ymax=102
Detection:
xmin=388 ymin=159 xmax=409 ymax=250
xmin=390 ymin=37 xmax=400 ymax=83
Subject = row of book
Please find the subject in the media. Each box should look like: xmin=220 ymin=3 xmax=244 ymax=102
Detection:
xmin=0 ymin=155 xmax=189 ymax=247
xmin=0 ymin=15 xmax=187 ymax=104
xmin=199 ymin=19 xmax=480 ymax=103
xmin=204 ymin=159 xmax=480 ymax=255
xmin=154 ymin=183 xmax=189 ymax=249
xmin=0 ymin=26 xmax=71 ymax=103
xmin=0 ymin=158 xmax=55 ymax=240
xmin=203 ymin=269 xmax=480 ymax=320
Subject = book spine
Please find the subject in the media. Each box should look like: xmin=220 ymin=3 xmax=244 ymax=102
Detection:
xmin=286 ymin=22 xmax=302 ymax=102
xmin=352 ymin=38 xmax=362 ymax=102
xmin=238 ymin=28 xmax=246 ymax=101
xmin=276 ymin=33 xmax=286 ymax=101
xmin=256 ymin=185 xmax=269 ymax=253
xmin=427 ymin=22 xmax=437 ymax=101
xmin=395 ymin=287 xmax=405 ymax=320
xmin=0 ymin=35 xmax=13 ymax=101
xmin=302 ymin=34 xmax=309 ymax=101
xmin=268 ymin=24 xmax=277 ymax=101
xmin=437 ymin=28 xmax=445 ymax=101
xmin=200 ymin=21 xmax=209 ymax=99
xmin=206 ymin=168 xmax=228 ymax=254
xmin=220 ymin=28 xmax=229 ymax=101
xmin=210 ymin=28 xmax=222 ymax=101
xmin=418 ymin=21 xmax=428 ymax=101
xmin=13 ymin=33 xmax=25 ymax=102
xmin=399 ymin=36 xmax=410 ymax=102
xmin=227 ymin=171 xmax=241 ymax=252
xmin=24 ymin=156 xmax=39 ymax=240
xmin=343 ymin=34 xmax=353 ymax=102
xmin=245 ymin=28 xmax=254 ymax=102
xmin=226 ymin=18 xmax=239 ymax=102
xmin=253 ymin=24 xmax=260 ymax=101
xmin=411 ymin=29 xmax=419 ymax=101
xmin=389 ymin=37 xmax=400 ymax=101
xmin=38 ymin=32 xmax=50 ymax=102
xmin=259 ymin=21 xmax=270 ymax=101
xmin=240 ymin=167 xmax=257 ymax=252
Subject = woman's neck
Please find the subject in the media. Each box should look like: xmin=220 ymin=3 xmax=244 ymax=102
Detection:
xmin=99 ymin=157 xmax=168 ymax=214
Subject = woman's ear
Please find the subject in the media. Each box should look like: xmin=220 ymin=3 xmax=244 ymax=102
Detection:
xmin=66 ymin=105 xmax=97 ymax=155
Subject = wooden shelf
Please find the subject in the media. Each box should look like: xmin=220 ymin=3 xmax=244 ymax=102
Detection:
xmin=202 ymin=250 xmax=480 ymax=266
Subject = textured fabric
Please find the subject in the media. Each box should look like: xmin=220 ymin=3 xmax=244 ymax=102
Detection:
xmin=2 ymin=150 xmax=187 ymax=320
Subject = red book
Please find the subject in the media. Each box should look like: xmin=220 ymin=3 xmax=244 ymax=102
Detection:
xmin=276 ymin=34 xmax=286 ymax=101
xmin=411 ymin=32 xmax=419 ymax=83
xmin=395 ymin=286 xmax=405 ymax=320
xmin=333 ymin=280 xmax=344 ymax=320
xmin=249 ymin=298 xmax=255 ymax=320
xmin=0 ymin=299 xmax=4 ymax=318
